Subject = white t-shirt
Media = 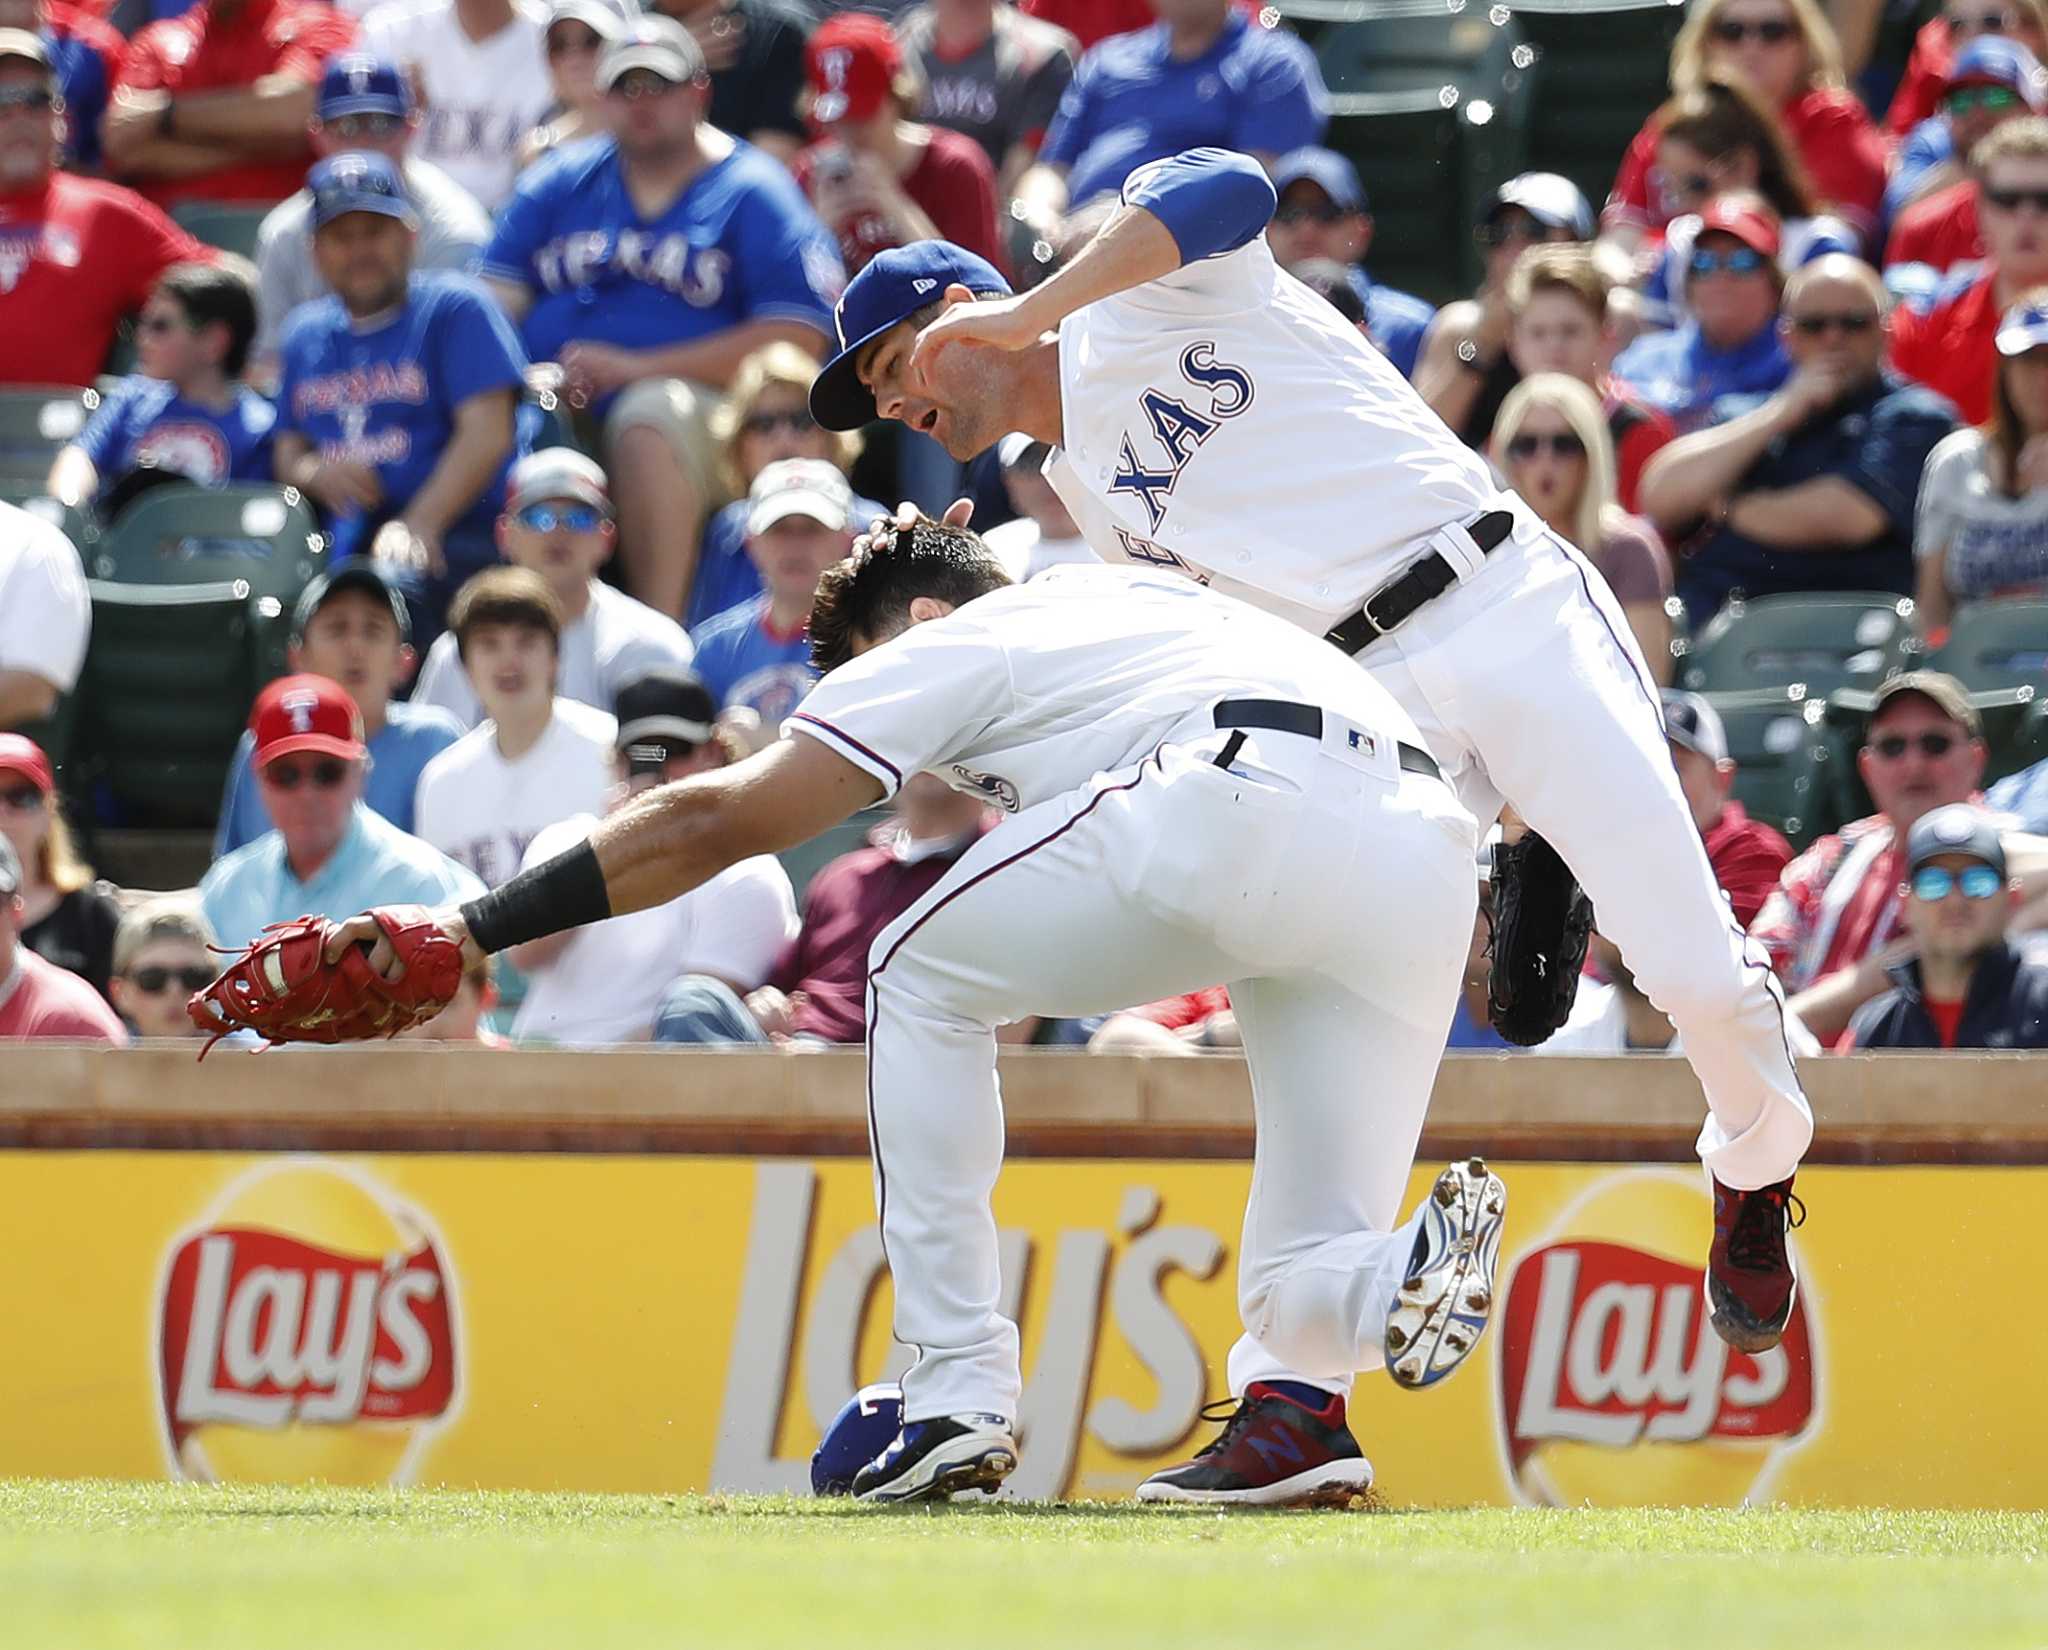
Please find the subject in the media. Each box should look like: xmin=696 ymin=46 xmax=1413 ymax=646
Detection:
xmin=509 ymin=813 xmax=798 ymax=1045
xmin=1913 ymin=426 xmax=2048 ymax=601
xmin=360 ymin=0 xmax=554 ymax=210
xmin=0 ymin=501 xmax=89 ymax=694
xmin=413 ymin=581 xmax=697 ymax=730
xmin=980 ymin=517 xmax=1101 ymax=583
xmin=412 ymin=697 xmax=616 ymax=884
xmin=786 ymin=563 xmax=1428 ymax=814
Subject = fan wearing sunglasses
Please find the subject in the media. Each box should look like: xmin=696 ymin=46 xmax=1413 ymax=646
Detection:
xmin=1641 ymin=252 xmax=1960 ymax=623
xmin=107 ymin=898 xmax=217 ymax=1041
xmin=1840 ymin=803 xmax=2048 ymax=1049
xmin=0 ymin=835 xmax=126 ymax=1045
xmin=1886 ymin=38 xmax=2047 ymax=274
xmin=1881 ymin=0 xmax=2048 ymax=143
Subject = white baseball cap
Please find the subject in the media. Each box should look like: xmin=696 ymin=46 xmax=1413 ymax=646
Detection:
xmin=507 ymin=447 xmax=611 ymax=515
xmin=747 ymin=458 xmax=853 ymax=535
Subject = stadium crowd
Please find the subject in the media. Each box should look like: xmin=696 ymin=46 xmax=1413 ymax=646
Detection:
xmin=3 ymin=0 xmax=2048 ymax=1051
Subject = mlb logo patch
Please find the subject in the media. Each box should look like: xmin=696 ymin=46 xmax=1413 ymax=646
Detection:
xmin=1347 ymin=728 xmax=1377 ymax=760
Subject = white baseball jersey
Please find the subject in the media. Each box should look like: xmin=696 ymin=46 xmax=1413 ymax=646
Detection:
xmin=784 ymin=563 xmax=1428 ymax=812
xmin=413 ymin=697 xmax=617 ymax=885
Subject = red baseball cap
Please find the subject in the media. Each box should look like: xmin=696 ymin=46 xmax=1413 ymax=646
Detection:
xmin=249 ymin=674 xmax=367 ymax=766
xmin=807 ymin=13 xmax=901 ymax=126
xmin=1694 ymin=195 xmax=1782 ymax=262
xmin=0 ymin=733 xmax=54 ymax=795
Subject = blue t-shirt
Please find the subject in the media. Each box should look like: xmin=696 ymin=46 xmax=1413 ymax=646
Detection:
xmin=44 ymin=26 xmax=109 ymax=171
xmin=481 ymin=135 xmax=842 ymax=401
xmin=688 ymin=593 xmax=817 ymax=725
xmin=276 ymin=272 xmax=529 ymax=563
xmin=1347 ymin=266 xmax=1435 ymax=381
xmin=1040 ymin=15 xmax=1327 ymax=207
xmin=211 ymin=699 xmax=468 ymax=859
xmin=687 ymin=489 xmax=888 ymax=632
xmin=1609 ymin=321 xmax=1792 ymax=433
xmin=76 ymin=375 xmax=277 ymax=492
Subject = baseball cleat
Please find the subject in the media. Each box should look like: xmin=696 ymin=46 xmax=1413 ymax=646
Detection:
xmin=1706 ymin=1174 xmax=1803 ymax=1353
xmin=852 ymin=1414 xmax=1017 ymax=1505
xmin=1135 ymin=1383 xmax=1371 ymax=1507
xmin=1385 ymin=1158 xmax=1507 ymax=1390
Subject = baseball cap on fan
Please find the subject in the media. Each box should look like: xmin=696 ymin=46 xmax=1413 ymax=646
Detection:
xmin=1906 ymin=803 xmax=2007 ymax=876
xmin=0 ymin=834 xmax=20 ymax=899
xmin=748 ymin=457 xmax=853 ymax=533
xmin=1996 ymin=295 xmax=2048 ymax=355
xmin=0 ymin=731 xmax=55 ymax=797
xmin=292 ymin=556 xmax=412 ymax=645
xmin=549 ymin=0 xmax=633 ymax=42
xmin=615 ymin=669 xmax=717 ymax=773
xmin=308 ymin=151 xmax=419 ymax=229
xmin=508 ymin=446 xmax=612 ymax=515
xmin=806 ymin=12 xmax=902 ymax=126
xmin=249 ymin=674 xmax=368 ymax=766
xmin=1946 ymin=35 xmax=2048 ymax=105
xmin=0 ymin=28 xmax=52 ymax=73
xmin=1274 ymin=147 xmax=1367 ymax=214
xmin=1694 ymin=194 xmax=1782 ymax=261
xmin=1661 ymin=690 xmax=1730 ymax=764
xmin=597 ymin=14 xmax=707 ymax=91
xmin=1482 ymin=172 xmax=1594 ymax=240
xmin=317 ymin=53 xmax=412 ymax=121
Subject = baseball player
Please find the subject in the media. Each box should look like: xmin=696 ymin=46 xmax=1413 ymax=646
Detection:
xmin=805 ymin=147 xmax=1815 ymax=1366
xmin=206 ymin=521 xmax=1507 ymax=1507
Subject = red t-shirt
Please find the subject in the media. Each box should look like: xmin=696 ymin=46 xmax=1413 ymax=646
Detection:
xmin=0 ymin=948 xmax=128 ymax=1043
xmin=1885 ymin=17 xmax=1955 ymax=139
xmin=114 ymin=0 xmax=356 ymax=208
xmin=0 ymin=171 xmax=209 ymax=387
xmin=1605 ymin=383 xmax=1675 ymax=514
xmin=1703 ymin=799 xmax=1794 ymax=930
xmin=796 ymin=126 xmax=1005 ymax=277
xmin=1890 ymin=266 xmax=1999 ymax=424
xmin=1021 ymin=0 xmax=1263 ymax=51
xmin=1886 ymin=180 xmax=1983 ymax=274
xmin=1126 ymin=985 xmax=1232 ymax=1031
xmin=1923 ymin=993 xmax=1967 ymax=1048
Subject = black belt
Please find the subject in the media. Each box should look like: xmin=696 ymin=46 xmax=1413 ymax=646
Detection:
xmin=1324 ymin=509 xmax=1514 ymax=655
xmin=1212 ymin=698 xmax=1440 ymax=783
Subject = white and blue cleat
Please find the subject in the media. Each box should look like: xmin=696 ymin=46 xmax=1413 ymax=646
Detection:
xmin=1384 ymin=1158 xmax=1507 ymax=1390
xmin=852 ymin=1414 xmax=1018 ymax=1505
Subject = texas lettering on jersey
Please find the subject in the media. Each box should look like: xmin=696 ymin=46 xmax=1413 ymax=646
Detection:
xmin=531 ymin=231 xmax=732 ymax=306
xmin=1107 ymin=342 xmax=1254 ymax=532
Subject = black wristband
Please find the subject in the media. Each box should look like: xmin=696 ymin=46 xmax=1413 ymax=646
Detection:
xmin=460 ymin=838 xmax=612 ymax=955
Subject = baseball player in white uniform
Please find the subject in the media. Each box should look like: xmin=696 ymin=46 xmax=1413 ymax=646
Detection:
xmin=805 ymin=147 xmax=1816 ymax=1376
xmin=332 ymin=520 xmax=1508 ymax=1506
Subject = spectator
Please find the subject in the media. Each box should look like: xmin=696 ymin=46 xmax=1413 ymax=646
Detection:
xmin=0 ymin=501 xmax=87 ymax=731
xmin=0 ymin=32 xmax=210 ymax=389
xmin=1755 ymin=671 xmax=1996 ymax=1040
xmin=1641 ymin=253 xmax=1958 ymax=622
xmin=101 ymin=0 xmax=356 ymax=209
xmin=1987 ymin=744 xmax=2048 ymax=828
xmin=1662 ymin=688 xmax=1796 ymax=927
xmin=656 ymin=769 xmax=990 ymax=1046
xmin=1414 ymin=173 xmax=1594 ymax=450
xmin=1610 ymin=193 xmax=1795 ymax=432
xmin=519 ymin=0 xmax=629 ymax=169
xmin=1263 ymin=146 xmax=1434 ymax=382
xmin=1885 ymin=0 xmax=2048 ymax=143
xmin=250 ymin=52 xmax=493 ymax=376
xmin=412 ymin=447 xmax=695 ymax=728
xmin=982 ymin=432 xmax=1095 ymax=580
xmin=1842 ymin=802 xmax=2048 ymax=1047
xmin=481 ymin=15 xmax=842 ymax=620
xmin=0 ymin=835 xmax=126 ymax=1042
xmin=213 ymin=558 xmax=463 ymax=855
xmin=688 ymin=341 xmax=886 ymax=632
xmin=1492 ymin=374 xmax=1674 ymax=680
xmin=107 ymin=897 xmax=217 ymax=1040
xmin=689 ymin=457 xmax=852 ymax=727
xmin=0 ymin=731 xmax=119 ymax=1000
xmin=1886 ymin=37 xmax=2045 ymax=262
xmin=1504 ymin=243 xmax=1676 ymax=513
xmin=795 ymin=13 xmax=1004 ymax=279
xmin=1914 ymin=292 xmax=2048 ymax=637
xmin=0 ymin=0 xmax=122 ymax=171
xmin=399 ymin=950 xmax=507 ymax=1041
xmin=1602 ymin=0 xmax=1886 ymax=247
xmin=359 ymin=0 xmax=552 ymax=212
xmin=200 ymin=673 xmax=480 ymax=950
xmin=413 ymin=566 xmax=616 ymax=884
xmin=1538 ymin=929 xmax=1822 ymax=1053
xmin=47 ymin=259 xmax=274 ymax=513
xmin=1890 ymin=116 xmax=2048 ymax=424
xmin=646 ymin=0 xmax=811 ymax=165
xmin=1011 ymin=0 xmax=1326 ymax=230
xmin=514 ymin=669 xmax=796 ymax=1044
xmin=275 ymin=152 xmax=526 ymax=639
xmin=1087 ymin=984 xmax=1234 ymax=1052
xmin=896 ymin=0 xmax=1077 ymax=200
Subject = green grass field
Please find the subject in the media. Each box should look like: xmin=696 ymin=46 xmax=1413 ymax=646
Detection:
xmin=5 ymin=1482 xmax=2044 ymax=1650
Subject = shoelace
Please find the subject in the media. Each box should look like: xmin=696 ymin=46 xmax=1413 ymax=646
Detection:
xmin=1727 ymin=1185 xmax=1807 ymax=1271
xmin=1190 ymin=1396 xmax=1262 ymax=1460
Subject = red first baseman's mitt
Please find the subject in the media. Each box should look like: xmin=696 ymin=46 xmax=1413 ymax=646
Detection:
xmin=187 ymin=906 xmax=467 ymax=1055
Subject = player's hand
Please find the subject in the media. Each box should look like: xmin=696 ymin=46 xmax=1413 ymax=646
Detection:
xmin=560 ymin=340 xmax=642 ymax=401
xmin=323 ymin=906 xmax=480 ymax=981
xmin=302 ymin=457 xmax=383 ymax=514
xmin=908 ymin=294 xmax=1051 ymax=384
xmin=856 ymin=497 xmax=975 ymax=553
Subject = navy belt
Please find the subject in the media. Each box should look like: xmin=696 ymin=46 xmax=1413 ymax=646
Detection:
xmin=1212 ymin=698 xmax=1441 ymax=782
xmin=1324 ymin=509 xmax=1514 ymax=655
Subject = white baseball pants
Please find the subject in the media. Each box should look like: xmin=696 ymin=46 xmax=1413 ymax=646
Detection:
xmin=863 ymin=725 xmax=1476 ymax=1424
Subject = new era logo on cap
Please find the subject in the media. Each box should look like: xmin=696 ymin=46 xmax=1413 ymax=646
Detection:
xmin=912 ymin=278 xmax=937 ymax=295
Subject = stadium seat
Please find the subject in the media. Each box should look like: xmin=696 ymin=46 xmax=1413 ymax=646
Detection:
xmin=1702 ymin=685 xmax=1832 ymax=847
xmin=1930 ymin=600 xmax=2048 ymax=692
xmin=0 ymin=481 xmax=95 ymax=553
xmin=1321 ymin=96 xmax=1480 ymax=304
xmin=0 ymin=387 xmax=96 ymax=484
xmin=169 ymin=201 xmax=273 ymax=262
xmin=1680 ymin=592 xmax=1921 ymax=697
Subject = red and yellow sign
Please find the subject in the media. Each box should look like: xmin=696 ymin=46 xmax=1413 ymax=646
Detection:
xmin=0 ymin=1151 xmax=2040 ymax=1507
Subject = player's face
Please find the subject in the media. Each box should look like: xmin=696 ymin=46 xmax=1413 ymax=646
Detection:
xmin=501 ymin=495 xmax=616 ymax=597
xmin=1507 ymin=290 xmax=1605 ymax=383
xmin=1686 ymin=230 xmax=1780 ymax=350
xmin=1979 ymin=154 xmax=2048 ymax=277
xmin=312 ymin=212 xmax=416 ymax=316
xmin=1857 ymin=698 xmax=1986 ymax=832
xmin=861 ymin=314 xmax=1012 ymax=460
xmin=1499 ymin=405 xmax=1587 ymax=521
xmin=748 ymin=515 xmax=855 ymax=602
xmin=290 ymin=591 xmax=409 ymax=715
xmin=463 ymin=621 xmax=557 ymax=723
xmin=0 ymin=63 xmax=59 ymax=187
xmin=1267 ymin=184 xmax=1365 ymax=269
xmin=258 ymin=754 xmax=364 ymax=864
xmin=1782 ymin=270 xmax=1885 ymax=384
xmin=1904 ymin=850 xmax=2014 ymax=959
xmin=737 ymin=388 xmax=833 ymax=479
xmin=111 ymin=940 xmax=215 ymax=1039
xmin=1668 ymin=741 xmax=1733 ymax=835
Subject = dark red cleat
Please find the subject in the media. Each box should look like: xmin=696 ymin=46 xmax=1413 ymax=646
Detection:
xmin=1707 ymin=1174 xmax=1804 ymax=1353
xmin=1134 ymin=1383 xmax=1371 ymax=1507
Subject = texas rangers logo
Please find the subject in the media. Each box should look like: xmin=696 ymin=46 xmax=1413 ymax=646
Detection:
xmin=280 ymin=689 xmax=322 ymax=733
xmin=950 ymin=764 xmax=1020 ymax=813
xmin=1108 ymin=343 xmax=1254 ymax=532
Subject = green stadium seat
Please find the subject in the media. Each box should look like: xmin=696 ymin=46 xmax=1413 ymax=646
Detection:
xmin=1680 ymin=592 xmax=1921 ymax=697
xmin=169 ymin=201 xmax=273 ymax=262
xmin=1320 ymin=96 xmax=1477 ymax=304
xmin=0 ymin=387 xmax=96 ymax=484
xmin=1930 ymin=600 xmax=2048 ymax=692
xmin=1703 ymin=685 xmax=1831 ymax=847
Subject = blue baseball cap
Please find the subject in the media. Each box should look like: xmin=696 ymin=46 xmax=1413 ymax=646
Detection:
xmin=809 ymin=240 xmax=1012 ymax=431
xmin=309 ymin=151 xmax=419 ymax=230
xmin=1274 ymin=147 xmax=1366 ymax=213
xmin=1946 ymin=35 xmax=2048 ymax=105
xmin=318 ymin=53 xmax=412 ymax=121
xmin=1906 ymin=803 xmax=2006 ymax=876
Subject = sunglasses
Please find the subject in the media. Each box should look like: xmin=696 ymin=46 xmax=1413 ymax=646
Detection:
xmin=1275 ymin=202 xmax=1345 ymax=226
xmin=1945 ymin=9 xmax=2018 ymax=34
xmin=1791 ymin=311 xmax=1878 ymax=336
xmin=0 ymin=783 xmax=45 ymax=810
xmin=1911 ymin=864 xmax=2005 ymax=901
xmin=1867 ymin=731 xmax=1961 ymax=760
xmin=1711 ymin=17 xmax=1797 ymax=43
xmin=326 ymin=112 xmax=405 ymax=142
xmin=515 ymin=502 xmax=606 ymax=533
xmin=1689 ymin=246 xmax=1769 ymax=277
xmin=1506 ymin=432 xmax=1587 ymax=460
xmin=1945 ymin=84 xmax=2023 ymax=115
xmin=608 ymin=73 xmax=681 ymax=100
xmin=742 ymin=409 xmax=819 ymax=438
xmin=262 ymin=757 xmax=350 ymax=790
xmin=1982 ymin=184 xmax=2048 ymax=211
xmin=128 ymin=964 xmax=217 ymax=995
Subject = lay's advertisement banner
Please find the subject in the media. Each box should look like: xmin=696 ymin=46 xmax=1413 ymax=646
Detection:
xmin=0 ymin=1151 xmax=2041 ymax=1508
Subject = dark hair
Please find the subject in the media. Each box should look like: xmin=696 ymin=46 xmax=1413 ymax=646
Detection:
xmin=449 ymin=565 xmax=563 ymax=661
xmin=1987 ymin=289 xmax=2048 ymax=496
xmin=807 ymin=517 xmax=1013 ymax=673
xmin=156 ymin=257 xmax=260 ymax=380
xmin=1656 ymin=73 xmax=1818 ymax=221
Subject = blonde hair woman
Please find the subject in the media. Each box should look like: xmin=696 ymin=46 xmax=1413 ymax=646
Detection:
xmin=0 ymin=736 xmax=122 ymax=1002
xmin=1493 ymin=374 xmax=1676 ymax=681
xmin=1605 ymin=0 xmax=1885 ymax=246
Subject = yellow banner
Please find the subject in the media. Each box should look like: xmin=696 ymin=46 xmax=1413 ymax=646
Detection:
xmin=0 ymin=1152 xmax=2039 ymax=1508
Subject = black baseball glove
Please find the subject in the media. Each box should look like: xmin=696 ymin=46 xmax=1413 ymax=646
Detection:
xmin=1486 ymin=831 xmax=1595 ymax=1046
